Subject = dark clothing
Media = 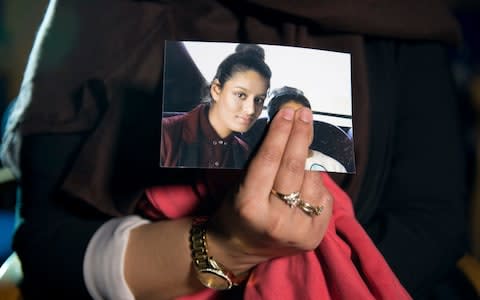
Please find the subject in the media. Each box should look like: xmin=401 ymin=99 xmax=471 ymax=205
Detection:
xmin=0 ymin=1 xmax=467 ymax=299
xmin=161 ymin=104 xmax=250 ymax=169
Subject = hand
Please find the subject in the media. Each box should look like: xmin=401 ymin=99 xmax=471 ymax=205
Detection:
xmin=208 ymin=107 xmax=333 ymax=273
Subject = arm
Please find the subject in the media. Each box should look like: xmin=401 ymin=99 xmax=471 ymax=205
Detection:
xmin=125 ymin=107 xmax=333 ymax=300
xmin=14 ymin=131 xmax=204 ymax=299
xmin=14 ymin=107 xmax=332 ymax=300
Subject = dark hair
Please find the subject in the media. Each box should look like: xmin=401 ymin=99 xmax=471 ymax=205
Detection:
xmin=267 ymin=86 xmax=311 ymax=120
xmin=212 ymin=43 xmax=272 ymax=89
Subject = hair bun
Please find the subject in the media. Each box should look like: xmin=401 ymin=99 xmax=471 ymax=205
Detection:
xmin=235 ymin=44 xmax=265 ymax=60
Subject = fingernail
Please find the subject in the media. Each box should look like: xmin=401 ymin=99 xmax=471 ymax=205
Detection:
xmin=300 ymin=108 xmax=312 ymax=123
xmin=282 ymin=108 xmax=294 ymax=120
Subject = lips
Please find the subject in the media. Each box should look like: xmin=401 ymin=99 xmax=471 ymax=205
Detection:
xmin=236 ymin=115 xmax=253 ymax=125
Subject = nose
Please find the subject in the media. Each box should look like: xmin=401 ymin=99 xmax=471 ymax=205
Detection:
xmin=243 ymin=97 xmax=256 ymax=115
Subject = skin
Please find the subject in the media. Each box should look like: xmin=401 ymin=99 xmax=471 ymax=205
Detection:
xmin=278 ymin=100 xmax=314 ymax=158
xmin=208 ymin=70 xmax=269 ymax=138
xmin=125 ymin=107 xmax=333 ymax=300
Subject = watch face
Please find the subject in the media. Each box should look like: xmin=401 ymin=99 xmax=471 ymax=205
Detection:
xmin=197 ymin=269 xmax=232 ymax=290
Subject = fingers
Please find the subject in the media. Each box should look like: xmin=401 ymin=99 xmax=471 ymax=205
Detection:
xmin=300 ymin=171 xmax=333 ymax=221
xmin=299 ymin=171 xmax=333 ymax=249
xmin=243 ymin=107 xmax=313 ymax=198
xmin=243 ymin=107 xmax=295 ymax=194
xmin=223 ymin=107 xmax=332 ymax=256
xmin=265 ymin=170 xmax=332 ymax=251
xmin=271 ymin=108 xmax=313 ymax=198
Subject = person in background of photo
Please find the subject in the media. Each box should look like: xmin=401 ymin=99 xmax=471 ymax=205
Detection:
xmin=161 ymin=44 xmax=271 ymax=169
xmin=267 ymin=86 xmax=347 ymax=173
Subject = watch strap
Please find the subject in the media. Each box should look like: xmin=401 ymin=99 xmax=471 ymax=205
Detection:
xmin=190 ymin=217 xmax=248 ymax=289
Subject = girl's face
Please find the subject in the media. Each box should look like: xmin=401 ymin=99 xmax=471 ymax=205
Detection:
xmin=279 ymin=100 xmax=305 ymax=112
xmin=209 ymin=70 xmax=269 ymax=138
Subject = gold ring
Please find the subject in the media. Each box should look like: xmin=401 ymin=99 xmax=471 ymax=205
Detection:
xmin=270 ymin=189 xmax=301 ymax=207
xmin=297 ymin=200 xmax=323 ymax=217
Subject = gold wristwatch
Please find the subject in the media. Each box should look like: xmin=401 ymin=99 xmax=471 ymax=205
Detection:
xmin=190 ymin=217 xmax=248 ymax=290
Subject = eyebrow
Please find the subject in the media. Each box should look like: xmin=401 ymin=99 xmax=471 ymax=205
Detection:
xmin=233 ymin=86 xmax=267 ymax=97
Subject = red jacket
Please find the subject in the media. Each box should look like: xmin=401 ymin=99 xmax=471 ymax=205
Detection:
xmin=161 ymin=104 xmax=250 ymax=169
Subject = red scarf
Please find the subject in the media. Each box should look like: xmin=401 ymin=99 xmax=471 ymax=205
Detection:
xmin=144 ymin=173 xmax=411 ymax=300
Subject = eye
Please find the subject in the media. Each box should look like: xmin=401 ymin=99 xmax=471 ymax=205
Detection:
xmin=254 ymin=97 xmax=265 ymax=105
xmin=234 ymin=92 xmax=247 ymax=100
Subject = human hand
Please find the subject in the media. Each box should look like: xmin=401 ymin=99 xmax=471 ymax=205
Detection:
xmin=208 ymin=107 xmax=333 ymax=273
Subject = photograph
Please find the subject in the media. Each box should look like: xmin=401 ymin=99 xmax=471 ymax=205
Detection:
xmin=160 ymin=40 xmax=355 ymax=172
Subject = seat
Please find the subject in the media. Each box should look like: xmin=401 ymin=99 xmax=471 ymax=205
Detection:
xmin=310 ymin=120 xmax=354 ymax=173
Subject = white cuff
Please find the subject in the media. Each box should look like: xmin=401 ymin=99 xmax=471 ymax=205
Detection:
xmin=84 ymin=216 xmax=151 ymax=300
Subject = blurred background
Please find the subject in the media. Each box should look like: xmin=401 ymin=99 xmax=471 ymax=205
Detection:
xmin=0 ymin=0 xmax=479 ymax=298
xmin=0 ymin=0 xmax=49 ymax=266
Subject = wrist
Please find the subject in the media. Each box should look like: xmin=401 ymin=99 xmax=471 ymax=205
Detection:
xmin=189 ymin=217 xmax=254 ymax=290
xmin=206 ymin=216 xmax=271 ymax=272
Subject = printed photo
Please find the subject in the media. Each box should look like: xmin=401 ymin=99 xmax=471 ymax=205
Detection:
xmin=160 ymin=41 xmax=355 ymax=173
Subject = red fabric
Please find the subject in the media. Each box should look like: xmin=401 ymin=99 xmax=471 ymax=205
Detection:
xmin=144 ymin=173 xmax=412 ymax=300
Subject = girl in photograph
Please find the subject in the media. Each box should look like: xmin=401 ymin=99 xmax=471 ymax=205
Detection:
xmin=267 ymin=86 xmax=347 ymax=172
xmin=161 ymin=44 xmax=271 ymax=169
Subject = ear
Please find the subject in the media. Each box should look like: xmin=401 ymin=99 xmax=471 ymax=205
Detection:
xmin=210 ymin=79 xmax=221 ymax=102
